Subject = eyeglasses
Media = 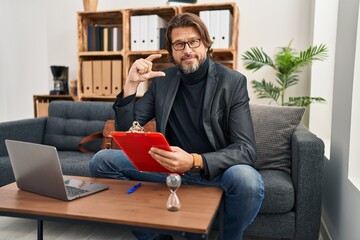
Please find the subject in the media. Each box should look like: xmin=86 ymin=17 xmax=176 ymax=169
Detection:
xmin=172 ymin=39 xmax=201 ymax=51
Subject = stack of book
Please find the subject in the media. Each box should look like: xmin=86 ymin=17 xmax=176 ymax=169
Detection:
xmin=87 ymin=25 xmax=123 ymax=51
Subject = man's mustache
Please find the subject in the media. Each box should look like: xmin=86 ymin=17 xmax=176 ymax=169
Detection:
xmin=181 ymin=54 xmax=198 ymax=60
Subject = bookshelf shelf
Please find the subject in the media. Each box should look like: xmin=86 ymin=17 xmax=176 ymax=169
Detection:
xmin=79 ymin=51 xmax=123 ymax=57
xmin=77 ymin=2 xmax=239 ymax=100
xmin=127 ymin=50 xmax=169 ymax=55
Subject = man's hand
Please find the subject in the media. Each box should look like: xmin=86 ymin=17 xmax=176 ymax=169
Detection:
xmin=123 ymin=54 xmax=166 ymax=97
xmin=149 ymin=146 xmax=194 ymax=173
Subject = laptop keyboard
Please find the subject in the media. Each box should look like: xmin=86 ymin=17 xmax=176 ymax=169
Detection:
xmin=66 ymin=185 xmax=89 ymax=197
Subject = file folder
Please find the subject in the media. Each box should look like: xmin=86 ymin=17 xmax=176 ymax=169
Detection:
xmin=82 ymin=61 xmax=93 ymax=95
xmin=112 ymin=60 xmax=122 ymax=95
xmin=102 ymin=60 xmax=112 ymax=95
xmin=93 ymin=60 xmax=102 ymax=95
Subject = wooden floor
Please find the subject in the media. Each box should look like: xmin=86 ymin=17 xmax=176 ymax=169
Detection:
xmin=0 ymin=216 xmax=281 ymax=240
xmin=0 ymin=216 xmax=216 ymax=240
xmin=0 ymin=216 xmax=136 ymax=240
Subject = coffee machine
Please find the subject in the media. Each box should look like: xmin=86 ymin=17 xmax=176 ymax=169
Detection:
xmin=50 ymin=66 xmax=69 ymax=95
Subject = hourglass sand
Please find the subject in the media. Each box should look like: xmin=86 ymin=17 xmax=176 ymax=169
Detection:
xmin=166 ymin=173 xmax=182 ymax=211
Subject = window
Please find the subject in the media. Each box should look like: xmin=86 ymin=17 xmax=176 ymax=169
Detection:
xmin=348 ymin=7 xmax=360 ymax=190
xmin=309 ymin=0 xmax=338 ymax=159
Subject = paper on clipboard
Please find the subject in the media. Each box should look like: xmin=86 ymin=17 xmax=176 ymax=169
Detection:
xmin=110 ymin=130 xmax=174 ymax=173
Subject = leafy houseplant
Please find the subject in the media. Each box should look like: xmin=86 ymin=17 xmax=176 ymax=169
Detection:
xmin=241 ymin=41 xmax=328 ymax=106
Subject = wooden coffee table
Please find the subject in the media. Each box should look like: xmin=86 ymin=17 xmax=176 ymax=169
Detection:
xmin=0 ymin=176 xmax=223 ymax=240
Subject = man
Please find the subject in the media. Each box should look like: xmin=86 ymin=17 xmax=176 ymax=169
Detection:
xmin=90 ymin=12 xmax=264 ymax=240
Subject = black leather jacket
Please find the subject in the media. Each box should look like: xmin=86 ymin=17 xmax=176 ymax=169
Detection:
xmin=113 ymin=59 xmax=256 ymax=179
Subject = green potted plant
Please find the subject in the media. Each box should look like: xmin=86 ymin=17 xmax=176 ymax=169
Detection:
xmin=241 ymin=41 xmax=328 ymax=106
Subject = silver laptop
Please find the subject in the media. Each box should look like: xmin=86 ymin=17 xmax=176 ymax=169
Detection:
xmin=5 ymin=139 xmax=108 ymax=201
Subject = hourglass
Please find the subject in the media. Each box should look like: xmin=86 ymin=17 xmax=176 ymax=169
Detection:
xmin=166 ymin=173 xmax=181 ymax=211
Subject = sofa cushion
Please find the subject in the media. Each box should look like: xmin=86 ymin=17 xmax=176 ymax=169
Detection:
xmin=0 ymin=156 xmax=15 ymax=186
xmin=245 ymin=211 xmax=295 ymax=238
xmin=57 ymin=151 xmax=94 ymax=177
xmin=44 ymin=101 xmax=114 ymax=152
xmin=250 ymin=104 xmax=305 ymax=173
xmin=258 ymin=170 xmax=294 ymax=213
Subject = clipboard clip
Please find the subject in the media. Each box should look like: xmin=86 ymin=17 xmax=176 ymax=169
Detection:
xmin=128 ymin=121 xmax=144 ymax=133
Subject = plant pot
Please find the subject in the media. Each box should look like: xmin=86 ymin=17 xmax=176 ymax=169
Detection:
xmin=83 ymin=0 xmax=98 ymax=12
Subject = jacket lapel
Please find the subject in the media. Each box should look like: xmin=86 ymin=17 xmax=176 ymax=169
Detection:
xmin=202 ymin=60 xmax=218 ymax=149
xmin=159 ymin=70 xmax=181 ymax=134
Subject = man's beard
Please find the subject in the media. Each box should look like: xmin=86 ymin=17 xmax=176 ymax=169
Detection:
xmin=176 ymin=53 xmax=206 ymax=74
xmin=181 ymin=64 xmax=199 ymax=74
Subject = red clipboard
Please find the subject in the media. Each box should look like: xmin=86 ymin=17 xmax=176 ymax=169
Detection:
xmin=110 ymin=131 xmax=174 ymax=173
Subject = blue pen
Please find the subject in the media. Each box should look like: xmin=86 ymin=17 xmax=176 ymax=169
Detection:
xmin=127 ymin=182 xmax=142 ymax=194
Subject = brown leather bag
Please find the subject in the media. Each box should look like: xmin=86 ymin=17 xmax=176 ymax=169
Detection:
xmin=79 ymin=120 xmax=119 ymax=153
xmin=79 ymin=120 xmax=157 ymax=153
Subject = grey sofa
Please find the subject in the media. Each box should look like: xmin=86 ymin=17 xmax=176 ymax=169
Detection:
xmin=0 ymin=100 xmax=324 ymax=240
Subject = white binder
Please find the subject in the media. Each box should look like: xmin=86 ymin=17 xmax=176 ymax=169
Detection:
xmin=139 ymin=15 xmax=149 ymax=50
xmin=209 ymin=10 xmax=220 ymax=49
xmin=113 ymin=26 xmax=122 ymax=51
xmin=130 ymin=15 xmax=140 ymax=51
xmin=219 ymin=10 xmax=232 ymax=48
xmin=199 ymin=10 xmax=210 ymax=31
xmin=148 ymin=15 xmax=167 ymax=50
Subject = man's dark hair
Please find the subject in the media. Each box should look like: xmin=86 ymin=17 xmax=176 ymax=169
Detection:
xmin=165 ymin=12 xmax=213 ymax=63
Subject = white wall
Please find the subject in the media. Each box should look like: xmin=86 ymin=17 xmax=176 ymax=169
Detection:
xmin=0 ymin=0 xmax=49 ymax=121
xmin=238 ymin=0 xmax=314 ymax=102
xmin=0 ymin=0 xmax=314 ymax=122
xmin=309 ymin=0 xmax=338 ymax=158
xmin=321 ymin=0 xmax=360 ymax=238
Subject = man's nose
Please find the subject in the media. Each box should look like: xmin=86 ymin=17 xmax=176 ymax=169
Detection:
xmin=183 ymin=43 xmax=192 ymax=53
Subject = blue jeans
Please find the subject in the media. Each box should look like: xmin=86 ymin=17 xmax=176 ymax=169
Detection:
xmin=89 ymin=150 xmax=264 ymax=240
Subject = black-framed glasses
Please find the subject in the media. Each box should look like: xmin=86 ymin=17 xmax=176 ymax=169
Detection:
xmin=172 ymin=39 xmax=201 ymax=51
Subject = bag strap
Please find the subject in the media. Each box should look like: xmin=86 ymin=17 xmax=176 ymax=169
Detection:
xmin=79 ymin=131 xmax=102 ymax=153
xmin=102 ymin=120 xmax=115 ymax=136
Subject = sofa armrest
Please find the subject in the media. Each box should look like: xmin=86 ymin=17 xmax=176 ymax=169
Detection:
xmin=291 ymin=124 xmax=325 ymax=239
xmin=0 ymin=117 xmax=47 ymax=157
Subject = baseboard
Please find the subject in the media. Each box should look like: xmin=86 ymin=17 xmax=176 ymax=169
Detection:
xmin=320 ymin=207 xmax=339 ymax=240
xmin=320 ymin=216 xmax=332 ymax=240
